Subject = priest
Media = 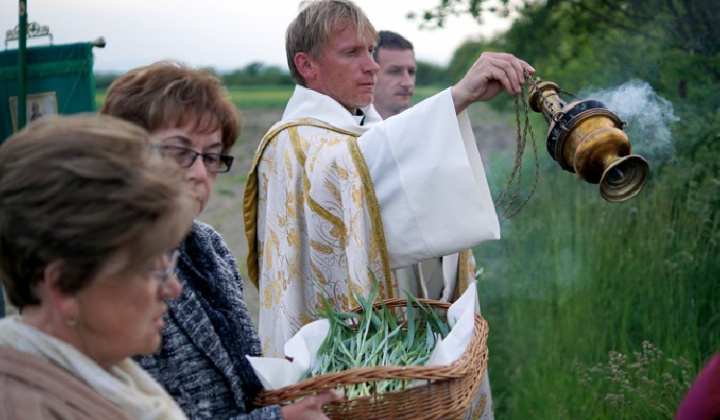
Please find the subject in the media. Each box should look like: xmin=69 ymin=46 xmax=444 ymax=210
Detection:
xmin=244 ymin=0 xmax=533 ymax=361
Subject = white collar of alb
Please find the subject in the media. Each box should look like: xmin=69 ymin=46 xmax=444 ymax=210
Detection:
xmin=281 ymin=85 xmax=383 ymax=133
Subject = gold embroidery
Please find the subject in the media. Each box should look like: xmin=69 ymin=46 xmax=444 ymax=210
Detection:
xmin=347 ymin=137 xmax=393 ymax=297
xmin=471 ymin=394 xmax=487 ymax=419
xmin=324 ymin=177 xmax=343 ymax=206
xmin=336 ymin=293 xmax=349 ymax=310
xmin=316 ymin=292 xmax=335 ymax=309
xmin=336 ymin=164 xmax=349 ymax=181
xmin=262 ymin=285 xmax=274 ymax=310
xmin=368 ymin=228 xmax=380 ymax=261
xmin=272 ymin=272 xmax=283 ymax=304
xmin=286 ymin=256 xmax=300 ymax=284
xmin=349 ymin=213 xmax=364 ymax=248
xmin=287 ymin=228 xmax=300 ymax=249
xmin=264 ymin=247 xmax=273 ymax=271
xmin=348 ymin=281 xmax=365 ymax=307
xmin=289 ymin=126 xmax=348 ymax=247
xmin=276 ymin=213 xmax=287 ymax=229
xmin=260 ymin=173 xmax=268 ymax=199
xmin=269 ymin=229 xmax=280 ymax=253
xmin=351 ymin=183 xmax=363 ymax=207
xmin=311 ymin=261 xmax=327 ymax=286
xmin=299 ymin=136 xmax=310 ymax=152
xmin=286 ymin=192 xmax=297 ymax=220
xmin=299 ymin=313 xmax=316 ymax=326
xmin=310 ymin=239 xmax=334 ymax=255
xmin=244 ymin=119 xmax=358 ymax=289
xmin=247 ymin=118 xmax=404 ymax=354
xmin=454 ymin=248 xmax=474 ymax=301
xmin=283 ymin=148 xmax=293 ymax=178
xmin=262 ymin=337 xmax=272 ymax=357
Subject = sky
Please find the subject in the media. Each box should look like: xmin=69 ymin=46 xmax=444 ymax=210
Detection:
xmin=1 ymin=0 xmax=512 ymax=73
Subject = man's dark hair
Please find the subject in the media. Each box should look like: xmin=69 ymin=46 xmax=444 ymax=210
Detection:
xmin=373 ymin=30 xmax=414 ymax=62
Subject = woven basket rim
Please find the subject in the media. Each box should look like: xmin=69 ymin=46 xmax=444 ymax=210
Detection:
xmin=256 ymin=297 xmax=488 ymax=404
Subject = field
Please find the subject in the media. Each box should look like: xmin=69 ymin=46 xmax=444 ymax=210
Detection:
xmin=225 ymin=84 xmax=446 ymax=109
xmin=96 ymin=85 xmax=445 ymax=111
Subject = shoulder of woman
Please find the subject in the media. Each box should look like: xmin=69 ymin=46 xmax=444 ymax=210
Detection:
xmin=0 ymin=346 xmax=135 ymax=420
xmin=189 ymin=221 xmax=227 ymax=248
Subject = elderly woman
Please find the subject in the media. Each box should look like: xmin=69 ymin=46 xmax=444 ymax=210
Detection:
xmin=0 ymin=114 xmax=195 ymax=419
xmin=101 ymin=61 xmax=340 ymax=420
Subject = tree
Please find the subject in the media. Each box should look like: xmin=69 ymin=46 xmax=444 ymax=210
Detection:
xmin=418 ymin=0 xmax=719 ymax=81
xmin=408 ymin=0 xmax=514 ymax=29
xmin=415 ymin=60 xmax=452 ymax=86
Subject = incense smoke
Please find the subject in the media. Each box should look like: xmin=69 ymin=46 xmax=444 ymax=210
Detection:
xmin=579 ymin=80 xmax=678 ymax=162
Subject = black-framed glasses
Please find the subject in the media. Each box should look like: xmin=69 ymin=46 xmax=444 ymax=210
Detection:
xmin=153 ymin=145 xmax=234 ymax=173
xmin=146 ymin=250 xmax=180 ymax=284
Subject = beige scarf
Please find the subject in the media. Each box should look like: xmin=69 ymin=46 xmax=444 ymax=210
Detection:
xmin=0 ymin=316 xmax=187 ymax=420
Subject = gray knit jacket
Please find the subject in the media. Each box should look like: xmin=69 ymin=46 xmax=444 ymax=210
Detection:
xmin=135 ymin=221 xmax=283 ymax=420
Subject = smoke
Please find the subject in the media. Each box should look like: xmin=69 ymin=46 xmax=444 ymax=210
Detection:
xmin=579 ymin=80 xmax=678 ymax=161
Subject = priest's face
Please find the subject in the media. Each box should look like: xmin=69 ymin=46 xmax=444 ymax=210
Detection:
xmin=305 ymin=21 xmax=379 ymax=114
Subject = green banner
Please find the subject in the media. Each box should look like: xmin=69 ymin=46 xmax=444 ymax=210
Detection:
xmin=0 ymin=42 xmax=96 ymax=141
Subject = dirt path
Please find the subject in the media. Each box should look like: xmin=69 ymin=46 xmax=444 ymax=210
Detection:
xmin=198 ymin=108 xmax=283 ymax=326
xmin=200 ymin=104 xmax=519 ymax=327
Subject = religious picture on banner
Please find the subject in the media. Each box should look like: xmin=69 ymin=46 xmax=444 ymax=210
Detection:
xmin=9 ymin=91 xmax=58 ymax=132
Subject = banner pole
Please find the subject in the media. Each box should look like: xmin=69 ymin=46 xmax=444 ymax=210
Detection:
xmin=18 ymin=0 xmax=28 ymax=130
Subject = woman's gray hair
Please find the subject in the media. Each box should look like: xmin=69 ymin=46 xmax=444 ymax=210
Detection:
xmin=0 ymin=114 xmax=195 ymax=308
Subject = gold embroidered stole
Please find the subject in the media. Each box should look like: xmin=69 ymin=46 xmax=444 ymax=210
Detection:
xmin=244 ymin=118 xmax=392 ymax=296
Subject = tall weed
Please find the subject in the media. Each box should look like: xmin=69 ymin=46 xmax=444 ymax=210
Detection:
xmin=475 ymin=154 xmax=719 ymax=419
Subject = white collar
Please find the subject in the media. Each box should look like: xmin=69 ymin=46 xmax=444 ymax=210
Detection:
xmin=281 ymin=85 xmax=383 ymax=134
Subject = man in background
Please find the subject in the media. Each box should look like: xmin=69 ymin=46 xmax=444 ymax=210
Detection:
xmin=372 ymin=30 xmax=416 ymax=119
xmin=373 ymin=29 xmax=495 ymax=419
xmin=374 ymin=29 xmax=477 ymax=304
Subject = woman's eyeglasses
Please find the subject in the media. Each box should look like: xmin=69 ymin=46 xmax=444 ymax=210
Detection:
xmin=152 ymin=145 xmax=234 ymax=173
xmin=147 ymin=250 xmax=180 ymax=283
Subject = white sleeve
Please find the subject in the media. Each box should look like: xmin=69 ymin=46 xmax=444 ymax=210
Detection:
xmin=357 ymin=89 xmax=500 ymax=269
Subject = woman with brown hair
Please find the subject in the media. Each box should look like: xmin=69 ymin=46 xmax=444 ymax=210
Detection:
xmin=0 ymin=114 xmax=196 ymax=419
xmin=102 ymin=61 xmax=340 ymax=420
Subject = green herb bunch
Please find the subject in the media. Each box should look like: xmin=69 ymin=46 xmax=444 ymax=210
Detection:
xmin=309 ymin=280 xmax=452 ymax=399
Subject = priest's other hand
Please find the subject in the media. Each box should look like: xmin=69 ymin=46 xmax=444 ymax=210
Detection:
xmin=450 ymin=52 xmax=534 ymax=114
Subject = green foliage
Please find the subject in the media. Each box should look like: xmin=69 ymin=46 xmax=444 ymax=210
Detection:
xmin=447 ymin=40 xmax=487 ymax=82
xmin=408 ymin=0 xmax=512 ymax=28
xmin=466 ymin=16 xmax=720 ymax=420
xmin=310 ymin=278 xmax=451 ymax=399
xmin=225 ymin=85 xmax=294 ymax=109
xmin=94 ymin=72 xmax=120 ymax=90
xmin=574 ymin=342 xmax=695 ymax=419
xmin=220 ymin=62 xmax=293 ymax=86
xmin=415 ymin=60 xmax=452 ymax=86
xmin=475 ymin=158 xmax=719 ymax=419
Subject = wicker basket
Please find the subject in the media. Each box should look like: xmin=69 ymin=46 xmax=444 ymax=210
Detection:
xmin=255 ymin=297 xmax=489 ymax=420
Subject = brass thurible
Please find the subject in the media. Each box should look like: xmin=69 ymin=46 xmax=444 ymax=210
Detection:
xmin=528 ymin=81 xmax=650 ymax=202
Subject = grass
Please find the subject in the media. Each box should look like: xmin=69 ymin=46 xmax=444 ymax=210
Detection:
xmin=475 ymin=150 xmax=719 ymax=419
xmin=96 ymin=84 xmax=446 ymax=110
xmin=227 ymin=85 xmax=294 ymax=109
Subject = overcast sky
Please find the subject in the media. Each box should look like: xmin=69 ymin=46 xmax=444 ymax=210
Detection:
xmin=1 ymin=0 xmax=511 ymax=73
